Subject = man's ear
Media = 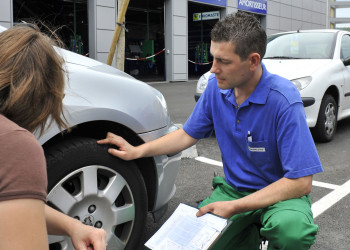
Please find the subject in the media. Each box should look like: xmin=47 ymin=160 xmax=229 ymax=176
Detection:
xmin=248 ymin=53 xmax=261 ymax=70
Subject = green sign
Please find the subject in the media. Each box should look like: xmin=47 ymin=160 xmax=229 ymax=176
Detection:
xmin=193 ymin=11 xmax=220 ymax=21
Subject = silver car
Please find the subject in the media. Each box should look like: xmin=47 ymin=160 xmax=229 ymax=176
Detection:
xmin=0 ymin=25 xmax=181 ymax=250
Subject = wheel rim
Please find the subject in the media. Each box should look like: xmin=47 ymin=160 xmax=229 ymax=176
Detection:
xmin=47 ymin=165 xmax=135 ymax=250
xmin=324 ymin=102 xmax=336 ymax=137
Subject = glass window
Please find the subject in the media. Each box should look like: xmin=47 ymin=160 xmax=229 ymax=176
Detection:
xmin=265 ymin=32 xmax=336 ymax=59
xmin=341 ymin=35 xmax=350 ymax=60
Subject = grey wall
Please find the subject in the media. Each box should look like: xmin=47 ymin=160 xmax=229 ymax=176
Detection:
xmin=0 ymin=0 xmax=329 ymax=81
xmin=219 ymin=0 xmax=327 ymax=36
xmin=165 ymin=0 xmax=188 ymax=82
xmin=0 ymin=0 xmax=12 ymax=28
xmin=88 ymin=0 xmax=117 ymax=67
xmin=265 ymin=0 xmax=327 ymax=35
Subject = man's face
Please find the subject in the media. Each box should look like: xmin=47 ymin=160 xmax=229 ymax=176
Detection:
xmin=210 ymin=41 xmax=251 ymax=90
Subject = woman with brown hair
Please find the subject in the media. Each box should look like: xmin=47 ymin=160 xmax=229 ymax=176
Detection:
xmin=0 ymin=24 xmax=106 ymax=249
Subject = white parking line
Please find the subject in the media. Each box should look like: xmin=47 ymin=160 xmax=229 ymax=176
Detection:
xmin=195 ymin=156 xmax=223 ymax=167
xmin=311 ymin=180 xmax=350 ymax=218
xmin=194 ymin=156 xmax=350 ymax=219
xmin=312 ymin=180 xmax=339 ymax=190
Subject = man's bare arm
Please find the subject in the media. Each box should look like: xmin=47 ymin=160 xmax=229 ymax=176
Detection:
xmin=197 ymin=175 xmax=313 ymax=219
xmin=97 ymin=128 xmax=198 ymax=160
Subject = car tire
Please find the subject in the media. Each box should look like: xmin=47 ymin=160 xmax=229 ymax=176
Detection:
xmin=312 ymin=94 xmax=337 ymax=142
xmin=45 ymin=137 xmax=147 ymax=250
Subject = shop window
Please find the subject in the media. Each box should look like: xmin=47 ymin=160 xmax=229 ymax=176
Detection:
xmin=13 ymin=0 xmax=88 ymax=56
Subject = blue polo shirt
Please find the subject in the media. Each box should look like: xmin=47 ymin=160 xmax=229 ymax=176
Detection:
xmin=183 ymin=63 xmax=323 ymax=191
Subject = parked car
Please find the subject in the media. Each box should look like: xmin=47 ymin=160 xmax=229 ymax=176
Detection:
xmin=194 ymin=29 xmax=350 ymax=142
xmin=0 ymin=25 xmax=181 ymax=250
xmin=194 ymin=71 xmax=212 ymax=102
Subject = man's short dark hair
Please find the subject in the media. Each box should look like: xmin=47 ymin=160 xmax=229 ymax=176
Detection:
xmin=211 ymin=11 xmax=267 ymax=61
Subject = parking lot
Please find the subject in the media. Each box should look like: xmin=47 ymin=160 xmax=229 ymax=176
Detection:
xmin=142 ymin=80 xmax=350 ymax=250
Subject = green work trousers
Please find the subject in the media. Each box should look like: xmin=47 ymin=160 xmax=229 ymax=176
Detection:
xmin=199 ymin=177 xmax=319 ymax=250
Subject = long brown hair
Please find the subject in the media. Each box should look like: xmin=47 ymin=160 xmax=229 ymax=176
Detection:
xmin=0 ymin=24 xmax=69 ymax=135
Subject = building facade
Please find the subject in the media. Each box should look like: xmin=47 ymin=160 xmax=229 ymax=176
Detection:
xmin=329 ymin=0 xmax=350 ymax=28
xmin=0 ymin=0 xmax=330 ymax=82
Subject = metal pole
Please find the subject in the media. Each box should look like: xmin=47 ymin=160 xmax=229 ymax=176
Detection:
xmin=147 ymin=0 xmax=149 ymax=40
xmin=74 ymin=0 xmax=76 ymax=39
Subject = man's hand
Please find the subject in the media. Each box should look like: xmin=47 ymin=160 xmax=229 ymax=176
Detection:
xmin=70 ymin=223 xmax=107 ymax=250
xmin=98 ymin=129 xmax=198 ymax=160
xmin=97 ymin=132 xmax=140 ymax=160
xmin=196 ymin=176 xmax=314 ymax=220
xmin=196 ymin=201 xmax=235 ymax=219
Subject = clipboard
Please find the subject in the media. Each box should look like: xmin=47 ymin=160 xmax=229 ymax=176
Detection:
xmin=144 ymin=203 xmax=232 ymax=250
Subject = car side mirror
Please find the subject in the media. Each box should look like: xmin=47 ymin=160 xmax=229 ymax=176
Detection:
xmin=343 ymin=56 xmax=350 ymax=66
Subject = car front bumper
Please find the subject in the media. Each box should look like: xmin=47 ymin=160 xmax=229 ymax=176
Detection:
xmin=194 ymin=93 xmax=201 ymax=102
xmin=138 ymin=123 xmax=182 ymax=219
xmin=302 ymin=97 xmax=315 ymax=107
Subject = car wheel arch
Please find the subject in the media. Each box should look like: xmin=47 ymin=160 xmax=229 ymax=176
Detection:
xmin=312 ymin=94 xmax=338 ymax=142
xmin=42 ymin=120 xmax=158 ymax=212
xmin=307 ymin=85 xmax=339 ymax=122
xmin=324 ymin=85 xmax=340 ymax=108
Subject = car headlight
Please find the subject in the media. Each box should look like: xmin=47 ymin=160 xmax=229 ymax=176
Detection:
xmin=196 ymin=74 xmax=209 ymax=93
xmin=291 ymin=76 xmax=312 ymax=91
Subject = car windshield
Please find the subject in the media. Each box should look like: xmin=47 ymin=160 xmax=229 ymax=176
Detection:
xmin=265 ymin=32 xmax=336 ymax=59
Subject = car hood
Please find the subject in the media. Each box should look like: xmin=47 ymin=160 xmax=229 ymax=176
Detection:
xmin=35 ymin=48 xmax=171 ymax=144
xmin=57 ymin=47 xmax=135 ymax=80
xmin=263 ymin=59 xmax=331 ymax=80
xmin=59 ymin=47 xmax=102 ymax=67
xmin=0 ymin=25 xmax=171 ymax=143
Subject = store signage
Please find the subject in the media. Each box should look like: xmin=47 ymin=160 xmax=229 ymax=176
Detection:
xmin=191 ymin=0 xmax=227 ymax=7
xmin=238 ymin=0 xmax=267 ymax=15
xmin=193 ymin=11 xmax=220 ymax=21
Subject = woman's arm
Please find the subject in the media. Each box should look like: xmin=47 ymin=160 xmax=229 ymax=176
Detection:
xmin=45 ymin=205 xmax=107 ymax=250
xmin=0 ymin=199 xmax=48 ymax=250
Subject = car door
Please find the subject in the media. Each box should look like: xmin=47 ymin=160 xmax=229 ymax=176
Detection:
xmin=340 ymin=34 xmax=350 ymax=110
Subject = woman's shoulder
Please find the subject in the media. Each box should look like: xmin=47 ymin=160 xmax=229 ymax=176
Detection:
xmin=0 ymin=115 xmax=27 ymax=135
xmin=0 ymin=116 xmax=43 ymax=158
xmin=0 ymin=115 xmax=41 ymax=151
xmin=0 ymin=115 xmax=47 ymax=202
